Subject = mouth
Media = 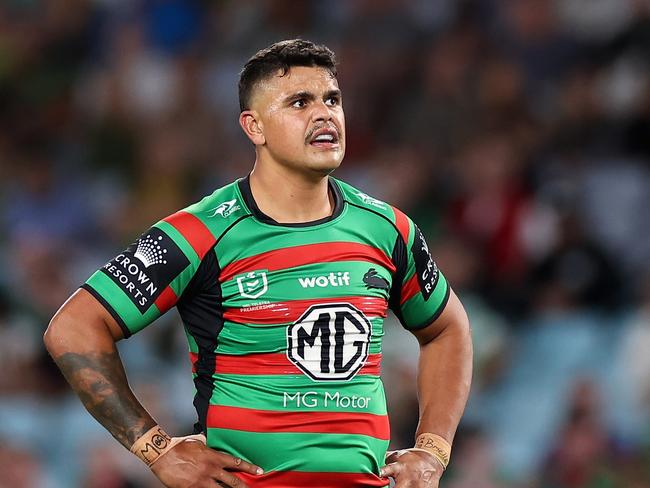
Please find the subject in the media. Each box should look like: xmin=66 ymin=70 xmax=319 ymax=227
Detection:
xmin=308 ymin=127 xmax=340 ymax=149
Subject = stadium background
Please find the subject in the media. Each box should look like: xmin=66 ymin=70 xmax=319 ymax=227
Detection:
xmin=1 ymin=0 xmax=650 ymax=486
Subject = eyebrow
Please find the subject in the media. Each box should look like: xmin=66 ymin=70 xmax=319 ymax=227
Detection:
xmin=283 ymin=89 xmax=342 ymax=104
xmin=324 ymin=89 xmax=342 ymax=100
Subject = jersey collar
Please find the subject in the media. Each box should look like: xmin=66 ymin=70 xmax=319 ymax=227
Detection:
xmin=238 ymin=175 xmax=344 ymax=228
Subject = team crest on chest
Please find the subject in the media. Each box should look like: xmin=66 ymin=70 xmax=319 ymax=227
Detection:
xmin=236 ymin=270 xmax=269 ymax=299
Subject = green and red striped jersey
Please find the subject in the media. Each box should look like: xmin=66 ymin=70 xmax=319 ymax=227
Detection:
xmin=82 ymin=176 xmax=450 ymax=487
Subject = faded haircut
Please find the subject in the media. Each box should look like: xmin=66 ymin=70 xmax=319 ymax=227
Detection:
xmin=238 ymin=39 xmax=337 ymax=111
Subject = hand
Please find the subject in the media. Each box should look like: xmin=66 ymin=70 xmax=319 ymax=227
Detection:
xmin=380 ymin=449 xmax=444 ymax=488
xmin=151 ymin=438 xmax=263 ymax=488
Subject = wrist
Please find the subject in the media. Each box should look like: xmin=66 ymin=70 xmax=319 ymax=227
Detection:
xmin=414 ymin=433 xmax=452 ymax=470
xmin=130 ymin=426 xmax=207 ymax=467
xmin=130 ymin=425 xmax=175 ymax=467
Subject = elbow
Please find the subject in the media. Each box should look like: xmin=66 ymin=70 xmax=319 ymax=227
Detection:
xmin=43 ymin=310 xmax=66 ymax=356
xmin=44 ymin=305 xmax=82 ymax=356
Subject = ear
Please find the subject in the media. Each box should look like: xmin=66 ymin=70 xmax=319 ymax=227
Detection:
xmin=239 ymin=111 xmax=265 ymax=145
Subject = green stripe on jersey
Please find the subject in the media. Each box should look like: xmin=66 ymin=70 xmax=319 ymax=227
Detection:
xmin=155 ymin=220 xmax=201 ymax=262
xmin=184 ymin=327 xmax=198 ymax=354
xmin=210 ymin=374 xmax=388 ymax=415
xmin=401 ymin=273 xmax=449 ymax=329
xmin=85 ymin=271 xmax=161 ymax=334
xmin=214 ymin=208 xmax=397 ymax=265
xmin=207 ymin=429 xmax=389 ymax=474
xmin=215 ymin=318 xmax=384 ymax=355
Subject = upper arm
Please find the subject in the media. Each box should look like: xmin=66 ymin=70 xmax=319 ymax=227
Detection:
xmin=388 ymin=211 xmax=450 ymax=331
xmin=82 ymin=219 xmax=212 ymax=338
xmin=44 ymin=288 xmax=125 ymax=354
xmin=410 ymin=288 xmax=470 ymax=345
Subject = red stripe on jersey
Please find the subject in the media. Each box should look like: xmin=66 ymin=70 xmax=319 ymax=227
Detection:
xmin=236 ymin=471 xmax=389 ymax=487
xmin=224 ymin=296 xmax=388 ymax=324
xmin=400 ymin=273 xmax=420 ymax=305
xmin=220 ymin=242 xmax=395 ymax=283
xmin=154 ymin=286 xmax=178 ymax=313
xmin=392 ymin=206 xmax=410 ymax=244
xmin=163 ymin=211 xmax=216 ymax=259
xmin=189 ymin=352 xmax=382 ymax=376
xmin=215 ymin=352 xmax=382 ymax=376
xmin=207 ymin=405 xmax=390 ymax=440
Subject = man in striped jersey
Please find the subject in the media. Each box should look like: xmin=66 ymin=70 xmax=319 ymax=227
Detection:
xmin=45 ymin=39 xmax=472 ymax=487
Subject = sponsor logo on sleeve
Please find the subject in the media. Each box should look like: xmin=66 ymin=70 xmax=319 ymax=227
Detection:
xmin=411 ymin=225 xmax=439 ymax=301
xmin=101 ymin=227 xmax=189 ymax=313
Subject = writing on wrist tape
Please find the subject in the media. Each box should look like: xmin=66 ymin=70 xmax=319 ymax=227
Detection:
xmin=130 ymin=425 xmax=206 ymax=467
xmin=414 ymin=433 xmax=452 ymax=469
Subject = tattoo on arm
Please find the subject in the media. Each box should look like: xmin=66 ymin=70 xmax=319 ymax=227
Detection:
xmin=53 ymin=349 xmax=156 ymax=449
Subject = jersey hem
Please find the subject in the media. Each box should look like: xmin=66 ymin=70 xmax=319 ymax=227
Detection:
xmin=80 ymin=284 xmax=133 ymax=338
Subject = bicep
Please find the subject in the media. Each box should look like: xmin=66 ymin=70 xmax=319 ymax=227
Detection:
xmin=45 ymin=288 xmax=124 ymax=354
xmin=410 ymin=288 xmax=470 ymax=345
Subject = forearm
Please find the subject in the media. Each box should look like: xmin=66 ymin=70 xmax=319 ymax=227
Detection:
xmin=44 ymin=301 xmax=156 ymax=449
xmin=415 ymin=314 xmax=472 ymax=443
xmin=52 ymin=347 xmax=156 ymax=448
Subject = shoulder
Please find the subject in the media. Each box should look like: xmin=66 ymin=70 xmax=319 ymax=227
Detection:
xmin=333 ymin=177 xmax=411 ymax=243
xmin=155 ymin=179 xmax=250 ymax=259
xmin=183 ymin=179 xmax=247 ymax=222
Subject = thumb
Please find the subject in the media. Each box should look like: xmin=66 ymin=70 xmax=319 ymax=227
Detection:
xmin=385 ymin=449 xmax=406 ymax=464
xmin=379 ymin=461 xmax=402 ymax=479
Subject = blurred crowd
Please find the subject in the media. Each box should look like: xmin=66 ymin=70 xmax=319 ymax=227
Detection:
xmin=1 ymin=0 xmax=650 ymax=486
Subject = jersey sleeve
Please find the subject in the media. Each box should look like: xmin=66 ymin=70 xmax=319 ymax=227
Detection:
xmin=388 ymin=210 xmax=450 ymax=330
xmin=82 ymin=213 xmax=214 ymax=337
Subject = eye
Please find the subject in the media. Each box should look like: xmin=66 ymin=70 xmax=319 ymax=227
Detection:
xmin=325 ymin=96 xmax=339 ymax=107
xmin=291 ymin=99 xmax=306 ymax=108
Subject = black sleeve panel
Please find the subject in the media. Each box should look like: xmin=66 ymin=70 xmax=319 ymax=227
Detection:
xmin=388 ymin=233 xmax=408 ymax=322
xmin=176 ymin=248 xmax=223 ymax=434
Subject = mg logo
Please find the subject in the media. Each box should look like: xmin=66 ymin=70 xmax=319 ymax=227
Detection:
xmin=287 ymin=303 xmax=371 ymax=381
xmin=236 ymin=270 xmax=268 ymax=299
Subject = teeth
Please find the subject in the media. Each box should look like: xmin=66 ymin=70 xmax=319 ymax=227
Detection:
xmin=313 ymin=133 xmax=334 ymax=142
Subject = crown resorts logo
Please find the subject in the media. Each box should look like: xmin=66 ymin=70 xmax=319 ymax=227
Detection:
xmin=134 ymin=234 xmax=168 ymax=268
xmin=101 ymin=227 xmax=189 ymax=313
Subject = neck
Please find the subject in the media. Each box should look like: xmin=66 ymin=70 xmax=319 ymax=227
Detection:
xmin=249 ymin=161 xmax=333 ymax=224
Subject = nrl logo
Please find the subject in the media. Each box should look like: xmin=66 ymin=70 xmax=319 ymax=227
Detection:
xmin=355 ymin=191 xmax=385 ymax=209
xmin=208 ymin=199 xmax=241 ymax=218
xmin=236 ymin=270 xmax=269 ymax=299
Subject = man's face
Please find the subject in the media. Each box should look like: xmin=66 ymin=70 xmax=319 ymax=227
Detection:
xmin=246 ymin=66 xmax=346 ymax=176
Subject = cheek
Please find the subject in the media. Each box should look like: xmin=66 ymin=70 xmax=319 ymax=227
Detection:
xmin=266 ymin=115 xmax=306 ymax=146
xmin=335 ymin=110 xmax=346 ymax=135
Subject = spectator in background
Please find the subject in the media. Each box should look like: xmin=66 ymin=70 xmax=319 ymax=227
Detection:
xmin=541 ymin=379 xmax=622 ymax=488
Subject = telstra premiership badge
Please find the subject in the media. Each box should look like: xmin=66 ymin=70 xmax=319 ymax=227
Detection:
xmin=236 ymin=270 xmax=269 ymax=299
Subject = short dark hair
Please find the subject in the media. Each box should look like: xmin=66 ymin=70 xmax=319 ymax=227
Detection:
xmin=238 ymin=39 xmax=337 ymax=112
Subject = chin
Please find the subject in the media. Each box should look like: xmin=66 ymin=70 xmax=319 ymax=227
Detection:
xmin=309 ymin=159 xmax=342 ymax=176
xmin=308 ymin=151 xmax=344 ymax=173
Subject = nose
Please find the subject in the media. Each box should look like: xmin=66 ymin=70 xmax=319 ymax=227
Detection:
xmin=310 ymin=99 xmax=333 ymax=123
